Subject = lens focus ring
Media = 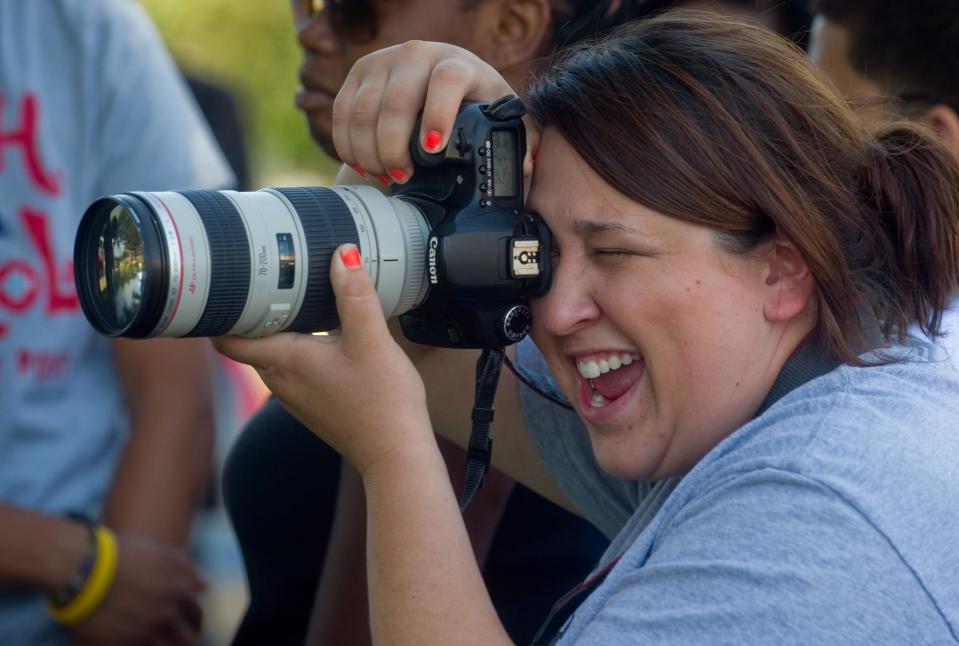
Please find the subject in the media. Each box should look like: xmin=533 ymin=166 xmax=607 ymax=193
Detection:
xmin=180 ymin=191 xmax=252 ymax=337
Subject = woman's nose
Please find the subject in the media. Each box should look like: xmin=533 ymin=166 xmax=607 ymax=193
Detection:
xmin=531 ymin=260 xmax=601 ymax=337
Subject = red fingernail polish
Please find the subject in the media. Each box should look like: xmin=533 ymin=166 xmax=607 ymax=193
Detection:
xmin=424 ymin=130 xmax=442 ymax=152
xmin=389 ymin=168 xmax=407 ymax=182
xmin=378 ymin=174 xmax=391 ymax=185
xmin=353 ymin=164 xmax=366 ymax=177
xmin=340 ymin=247 xmax=362 ymax=268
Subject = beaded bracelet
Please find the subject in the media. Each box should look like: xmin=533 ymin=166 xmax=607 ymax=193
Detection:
xmin=48 ymin=515 xmax=97 ymax=607
xmin=47 ymin=525 xmax=119 ymax=625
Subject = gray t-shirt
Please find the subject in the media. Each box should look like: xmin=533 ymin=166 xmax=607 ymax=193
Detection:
xmin=912 ymin=295 xmax=958 ymax=366
xmin=516 ymin=337 xmax=959 ymax=643
xmin=0 ymin=0 xmax=231 ymax=641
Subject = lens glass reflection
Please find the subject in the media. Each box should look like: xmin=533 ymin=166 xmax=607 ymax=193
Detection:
xmin=95 ymin=204 xmax=145 ymax=331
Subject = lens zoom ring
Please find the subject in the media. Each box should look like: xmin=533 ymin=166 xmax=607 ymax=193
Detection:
xmin=180 ymin=191 xmax=251 ymax=337
xmin=275 ymin=187 xmax=359 ymax=332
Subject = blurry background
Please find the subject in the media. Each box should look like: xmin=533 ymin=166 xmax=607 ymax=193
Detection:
xmin=143 ymin=0 xmax=337 ymax=187
xmin=139 ymin=1 xmax=335 ymax=642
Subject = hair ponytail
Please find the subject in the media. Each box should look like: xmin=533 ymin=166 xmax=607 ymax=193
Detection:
xmin=857 ymin=123 xmax=959 ymax=340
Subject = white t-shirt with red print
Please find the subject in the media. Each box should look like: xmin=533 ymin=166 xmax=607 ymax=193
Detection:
xmin=0 ymin=0 xmax=231 ymax=641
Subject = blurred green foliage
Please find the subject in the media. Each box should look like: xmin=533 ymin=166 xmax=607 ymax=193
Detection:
xmin=141 ymin=0 xmax=337 ymax=185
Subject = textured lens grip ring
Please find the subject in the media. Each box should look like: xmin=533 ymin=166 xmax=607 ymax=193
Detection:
xmin=275 ymin=187 xmax=359 ymax=333
xmin=180 ymin=191 xmax=251 ymax=337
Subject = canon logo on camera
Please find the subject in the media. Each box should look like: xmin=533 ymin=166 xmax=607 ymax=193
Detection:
xmin=428 ymin=236 xmax=439 ymax=285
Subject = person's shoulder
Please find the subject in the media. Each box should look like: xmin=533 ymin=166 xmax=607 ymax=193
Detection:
xmin=670 ymin=346 xmax=959 ymax=623
xmin=685 ymin=342 xmax=959 ymax=550
xmin=720 ymin=341 xmax=958 ymax=467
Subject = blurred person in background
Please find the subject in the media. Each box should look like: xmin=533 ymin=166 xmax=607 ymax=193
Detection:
xmin=223 ymin=1 xmax=812 ymax=645
xmin=0 ymin=0 xmax=232 ymax=644
xmin=810 ymin=0 xmax=958 ymax=358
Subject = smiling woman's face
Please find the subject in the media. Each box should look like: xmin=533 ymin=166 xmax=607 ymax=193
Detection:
xmin=528 ymin=129 xmax=808 ymax=480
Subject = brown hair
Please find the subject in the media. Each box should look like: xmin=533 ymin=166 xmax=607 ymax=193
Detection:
xmin=815 ymin=0 xmax=959 ymax=111
xmin=525 ymin=10 xmax=959 ymax=364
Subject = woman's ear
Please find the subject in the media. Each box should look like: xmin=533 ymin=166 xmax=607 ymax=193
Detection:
xmin=470 ymin=0 xmax=552 ymax=79
xmin=762 ymin=233 xmax=815 ymax=324
xmin=925 ymin=104 xmax=959 ymax=159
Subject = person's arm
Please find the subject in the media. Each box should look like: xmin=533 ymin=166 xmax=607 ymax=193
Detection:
xmin=66 ymin=337 xmax=214 ymax=645
xmin=102 ymin=337 xmax=215 ymax=545
xmin=0 ymin=505 xmax=88 ymax=592
xmin=215 ymin=246 xmax=512 ymax=644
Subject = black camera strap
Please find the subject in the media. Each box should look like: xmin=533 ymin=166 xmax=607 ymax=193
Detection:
xmin=460 ymin=347 xmax=505 ymax=511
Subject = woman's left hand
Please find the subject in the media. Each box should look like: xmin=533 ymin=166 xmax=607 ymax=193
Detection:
xmin=212 ymin=244 xmax=433 ymax=477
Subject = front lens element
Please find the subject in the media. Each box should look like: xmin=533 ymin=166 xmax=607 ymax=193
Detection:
xmin=97 ymin=203 xmax=146 ymax=332
xmin=75 ymin=195 xmax=167 ymax=337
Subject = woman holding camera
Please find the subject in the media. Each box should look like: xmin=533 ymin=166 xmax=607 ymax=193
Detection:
xmin=216 ymin=11 xmax=959 ymax=643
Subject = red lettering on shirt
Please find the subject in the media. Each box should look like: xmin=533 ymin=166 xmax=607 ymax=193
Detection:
xmin=22 ymin=207 xmax=78 ymax=314
xmin=16 ymin=348 xmax=71 ymax=380
xmin=0 ymin=259 xmax=39 ymax=312
xmin=0 ymin=208 xmax=80 ymax=339
xmin=0 ymin=93 xmax=60 ymax=196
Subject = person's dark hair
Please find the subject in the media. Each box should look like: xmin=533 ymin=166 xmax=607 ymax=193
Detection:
xmin=526 ymin=10 xmax=959 ymax=364
xmin=815 ymin=0 xmax=959 ymax=111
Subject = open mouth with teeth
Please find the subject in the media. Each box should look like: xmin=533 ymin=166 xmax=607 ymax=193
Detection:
xmin=577 ymin=352 xmax=644 ymax=409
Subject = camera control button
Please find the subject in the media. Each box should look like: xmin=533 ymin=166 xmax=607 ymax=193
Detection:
xmin=478 ymin=165 xmax=487 ymax=175
xmin=500 ymin=304 xmax=532 ymax=344
xmin=479 ymin=199 xmax=489 ymax=208
xmin=480 ymin=183 xmax=488 ymax=193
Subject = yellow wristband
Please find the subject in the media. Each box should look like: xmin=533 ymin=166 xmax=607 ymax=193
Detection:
xmin=47 ymin=526 xmax=118 ymax=625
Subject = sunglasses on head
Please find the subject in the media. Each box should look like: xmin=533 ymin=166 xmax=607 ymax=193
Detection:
xmin=296 ymin=0 xmax=377 ymax=43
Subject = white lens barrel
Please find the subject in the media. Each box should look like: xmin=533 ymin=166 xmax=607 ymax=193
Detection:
xmin=222 ymin=189 xmax=309 ymax=337
xmin=118 ymin=186 xmax=431 ymax=338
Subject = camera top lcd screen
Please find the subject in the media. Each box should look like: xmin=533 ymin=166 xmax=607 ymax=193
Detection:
xmin=491 ymin=129 xmax=517 ymax=200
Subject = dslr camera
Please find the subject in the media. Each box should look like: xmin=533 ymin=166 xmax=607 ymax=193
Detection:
xmin=73 ymin=97 xmax=551 ymax=348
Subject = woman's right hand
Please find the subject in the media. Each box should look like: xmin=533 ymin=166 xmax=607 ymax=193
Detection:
xmin=331 ymin=40 xmax=538 ymax=184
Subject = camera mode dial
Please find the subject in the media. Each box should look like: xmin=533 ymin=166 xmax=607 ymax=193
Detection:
xmin=499 ymin=304 xmax=532 ymax=343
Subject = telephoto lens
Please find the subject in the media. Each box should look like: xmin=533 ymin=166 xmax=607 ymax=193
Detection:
xmin=75 ymin=99 xmax=551 ymax=347
xmin=73 ymin=186 xmax=430 ymax=338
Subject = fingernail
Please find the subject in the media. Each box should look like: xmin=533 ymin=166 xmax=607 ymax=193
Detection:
xmin=423 ymin=130 xmax=442 ymax=152
xmin=340 ymin=246 xmax=362 ymax=268
xmin=353 ymin=164 xmax=366 ymax=177
xmin=378 ymin=174 xmax=391 ymax=185
xmin=388 ymin=168 xmax=407 ymax=182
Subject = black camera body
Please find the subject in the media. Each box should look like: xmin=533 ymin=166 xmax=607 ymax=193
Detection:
xmin=395 ymin=97 xmax=551 ymax=349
